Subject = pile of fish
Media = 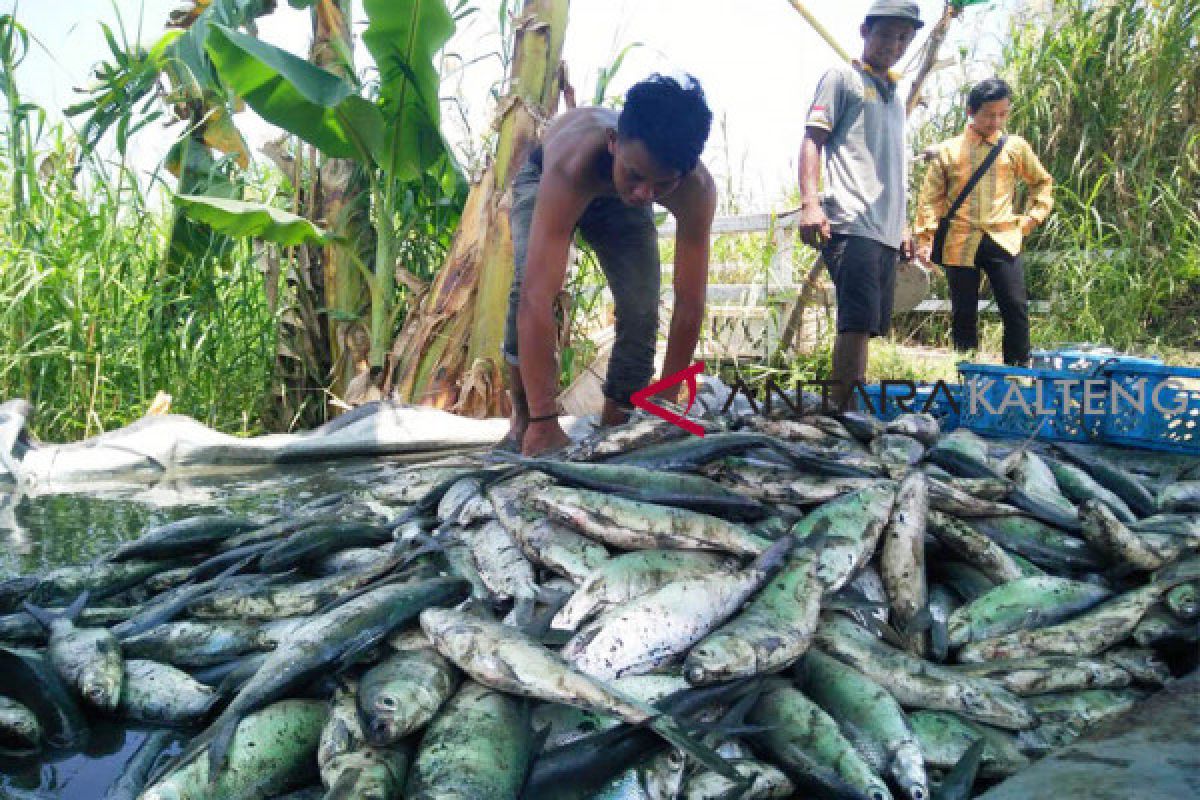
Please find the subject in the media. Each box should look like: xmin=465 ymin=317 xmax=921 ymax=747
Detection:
xmin=1 ymin=408 xmax=1198 ymax=800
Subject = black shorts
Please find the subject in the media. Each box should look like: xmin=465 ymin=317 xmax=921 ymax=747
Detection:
xmin=823 ymin=233 xmax=899 ymax=336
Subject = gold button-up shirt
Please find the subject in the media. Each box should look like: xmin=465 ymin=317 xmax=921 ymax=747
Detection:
xmin=914 ymin=127 xmax=1054 ymax=267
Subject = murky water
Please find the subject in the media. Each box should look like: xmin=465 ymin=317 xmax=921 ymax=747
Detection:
xmin=0 ymin=455 xmax=445 ymax=798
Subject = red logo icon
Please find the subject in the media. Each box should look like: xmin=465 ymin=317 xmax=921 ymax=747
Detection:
xmin=630 ymin=361 xmax=706 ymax=437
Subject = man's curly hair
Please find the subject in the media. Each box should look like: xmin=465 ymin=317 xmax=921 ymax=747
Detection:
xmin=617 ymin=74 xmax=712 ymax=175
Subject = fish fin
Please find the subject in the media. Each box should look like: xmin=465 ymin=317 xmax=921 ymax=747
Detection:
xmin=751 ymin=533 xmax=796 ymax=574
xmin=516 ymin=723 xmax=554 ymax=798
xmin=205 ymin=717 xmax=238 ymax=784
xmin=935 ymin=738 xmax=985 ymax=800
xmin=650 ymin=714 xmax=743 ymax=786
xmin=536 ymin=628 xmax=574 ymax=648
xmin=21 ymin=590 xmax=89 ymax=630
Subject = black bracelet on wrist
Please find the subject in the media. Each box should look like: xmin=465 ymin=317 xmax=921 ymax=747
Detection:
xmin=528 ymin=413 xmax=559 ymax=423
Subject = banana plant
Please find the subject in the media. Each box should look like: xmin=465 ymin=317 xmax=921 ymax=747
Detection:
xmin=189 ymin=0 xmax=466 ymax=372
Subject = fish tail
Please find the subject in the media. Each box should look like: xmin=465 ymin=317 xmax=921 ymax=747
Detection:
xmin=22 ymin=590 xmax=88 ymax=630
xmin=650 ymin=714 xmax=744 ymax=787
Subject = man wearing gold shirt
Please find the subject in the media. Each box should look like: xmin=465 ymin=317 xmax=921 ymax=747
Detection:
xmin=914 ymin=78 xmax=1054 ymax=367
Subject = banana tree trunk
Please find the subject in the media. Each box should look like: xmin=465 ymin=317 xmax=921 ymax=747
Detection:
xmin=389 ymin=0 xmax=569 ymax=416
xmin=311 ymin=0 xmax=372 ymax=400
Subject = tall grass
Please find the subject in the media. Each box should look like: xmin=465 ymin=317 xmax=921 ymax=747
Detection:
xmin=915 ymin=0 xmax=1199 ymax=357
xmin=0 ymin=129 xmax=277 ymax=442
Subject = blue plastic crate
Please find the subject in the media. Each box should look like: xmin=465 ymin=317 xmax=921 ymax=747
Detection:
xmin=1030 ymin=347 xmax=1163 ymax=372
xmin=1096 ymin=363 xmax=1200 ymax=454
xmin=956 ymin=363 xmax=1109 ymax=443
xmin=862 ymin=383 xmax=962 ymax=430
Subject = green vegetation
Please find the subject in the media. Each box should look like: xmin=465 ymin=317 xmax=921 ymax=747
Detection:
xmin=913 ymin=0 xmax=1199 ymax=359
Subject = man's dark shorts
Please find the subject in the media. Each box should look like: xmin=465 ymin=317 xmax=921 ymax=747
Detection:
xmin=504 ymin=151 xmax=661 ymax=406
xmin=822 ymin=233 xmax=898 ymax=337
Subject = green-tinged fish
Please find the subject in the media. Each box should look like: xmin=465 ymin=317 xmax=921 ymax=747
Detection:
xmin=139 ymin=698 xmax=325 ymax=800
xmin=949 ymin=655 xmax=1132 ymax=696
xmin=966 ymin=515 xmax=1102 ymax=573
xmin=774 ymin=438 xmax=888 ymax=478
xmin=701 ymin=459 xmax=880 ymax=505
xmin=257 ymin=521 xmax=392 ymax=573
xmin=748 ymin=681 xmax=892 ymax=800
xmin=1158 ymin=480 xmax=1200 ymax=513
xmin=932 ymin=563 xmax=994 ymax=603
xmin=495 ymin=456 xmax=769 ymax=520
xmin=144 ymin=567 xmax=197 ymax=595
xmin=169 ymin=575 xmax=466 ymax=783
xmin=358 ymin=646 xmax=460 ymax=745
xmin=814 ymin=614 xmax=1033 ymax=730
xmin=563 ymin=537 xmax=793 ymax=679
xmin=928 ymin=512 xmax=1038 ymax=585
xmin=324 ymin=743 xmax=410 ymax=800
xmin=1132 ymin=605 xmax=1198 ymax=646
xmin=0 ymin=694 xmax=40 ymax=750
xmin=1044 ymin=456 xmax=1137 ymax=525
xmin=946 ymin=576 xmax=1112 ymax=647
xmin=0 ymin=645 xmax=87 ymax=747
xmin=1165 ymin=581 xmax=1199 ymax=620
xmin=188 ymin=556 xmax=403 ymax=620
xmin=1053 ymin=444 xmax=1157 ymax=517
xmin=110 ymin=515 xmax=260 ymax=562
xmin=404 ymin=681 xmax=532 ymax=800
xmin=1133 ymin=512 xmax=1200 ymax=539
xmin=792 ymin=483 xmax=897 ymax=592
xmin=490 ymin=489 xmax=610 ymax=584
xmin=318 ymin=682 xmax=364 ymax=787
xmin=872 ymin=433 xmax=927 ymax=471
xmin=1026 ymin=688 xmax=1145 ymax=731
xmin=606 ymin=431 xmax=786 ymax=472
xmin=419 ymin=608 xmax=742 ymax=784
xmin=938 ymin=477 xmax=1012 ymax=501
xmin=565 ymin=416 xmax=690 ymax=462
xmin=743 ymin=416 xmax=841 ymax=445
xmin=122 ymin=621 xmax=273 ymax=668
xmin=29 ymin=558 xmax=190 ymax=605
xmin=907 ymin=710 xmax=1028 ymax=779
xmin=103 ymin=729 xmax=175 ymax=800
xmin=927 ymin=431 xmax=996 ymax=480
xmin=371 ymin=466 xmax=479 ymax=506
xmin=461 ymin=519 xmax=537 ymax=603
xmin=958 ymin=582 xmax=1177 ymax=662
xmin=681 ymin=757 xmax=795 ymax=800
xmin=24 ymin=594 xmax=123 ymax=712
xmin=0 ymin=606 xmax=133 ymax=645
xmin=1102 ymin=647 xmax=1172 ymax=686
xmin=119 ymin=659 xmax=215 ymax=725
xmin=310 ymin=546 xmax=389 ymax=577
xmin=683 ymin=549 xmax=821 ymax=685
xmin=797 ymin=650 xmax=929 ymax=800
xmin=535 ymin=487 xmax=770 ymax=555
xmin=1010 ymin=451 xmax=1078 ymax=523
xmin=1078 ymin=499 xmax=1182 ymax=570
xmin=927 ymin=479 xmax=1021 ymax=518
xmin=553 ymin=550 xmax=738 ymax=632
xmin=883 ymin=471 xmax=929 ymax=654
xmin=886 ymin=413 xmax=941 ymax=447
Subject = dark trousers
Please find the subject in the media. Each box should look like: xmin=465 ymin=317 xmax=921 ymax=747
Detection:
xmin=944 ymin=235 xmax=1030 ymax=366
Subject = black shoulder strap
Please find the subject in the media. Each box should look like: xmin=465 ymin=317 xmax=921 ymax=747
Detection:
xmin=945 ymin=134 xmax=1008 ymax=221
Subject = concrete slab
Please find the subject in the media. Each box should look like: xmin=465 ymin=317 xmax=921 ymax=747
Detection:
xmin=978 ymin=671 xmax=1200 ymax=800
